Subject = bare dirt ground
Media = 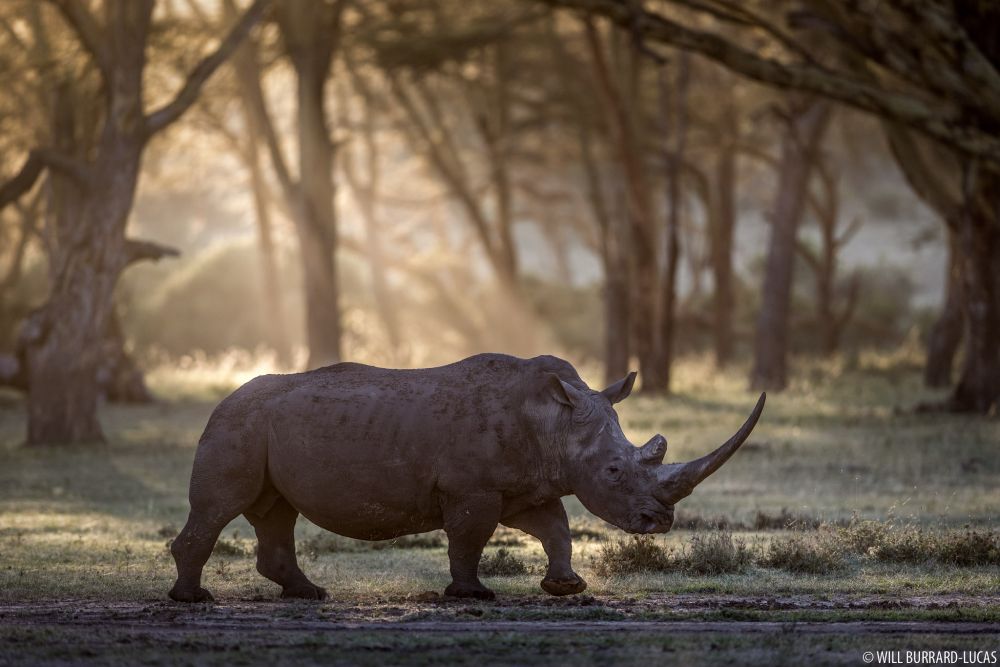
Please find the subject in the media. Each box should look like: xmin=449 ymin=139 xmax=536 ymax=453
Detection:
xmin=7 ymin=592 xmax=1000 ymax=667
xmin=3 ymin=594 xmax=1000 ymax=666
xmin=4 ymin=593 xmax=1000 ymax=633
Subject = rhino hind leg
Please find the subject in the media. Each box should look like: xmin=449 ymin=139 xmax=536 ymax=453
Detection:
xmin=169 ymin=510 xmax=239 ymax=603
xmin=442 ymin=493 xmax=503 ymax=600
xmin=169 ymin=432 xmax=267 ymax=603
xmin=245 ymin=496 xmax=327 ymax=600
xmin=502 ymin=500 xmax=587 ymax=597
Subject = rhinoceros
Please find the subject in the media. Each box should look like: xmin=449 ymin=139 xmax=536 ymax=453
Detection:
xmin=168 ymin=353 xmax=764 ymax=602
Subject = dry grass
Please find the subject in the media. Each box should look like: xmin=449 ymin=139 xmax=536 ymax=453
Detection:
xmin=592 ymin=521 xmax=1000 ymax=577
xmin=593 ymin=536 xmax=678 ymax=576
xmin=479 ymin=548 xmax=529 ymax=576
xmin=684 ymin=533 xmax=755 ymax=575
xmin=760 ymin=534 xmax=847 ymax=574
xmin=594 ymin=533 xmax=753 ymax=576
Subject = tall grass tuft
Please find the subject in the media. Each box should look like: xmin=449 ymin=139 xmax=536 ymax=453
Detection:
xmin=593 ymin=535 xmax=677 ymax=576
xmin=761 ymin=533 xmax=846 ymax=573
xmin=480 ymin=548 xmax=529 ymax=576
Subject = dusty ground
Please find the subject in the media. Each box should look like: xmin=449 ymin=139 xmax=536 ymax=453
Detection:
xmin=3 ymin=595 xmax=1000 ymax=666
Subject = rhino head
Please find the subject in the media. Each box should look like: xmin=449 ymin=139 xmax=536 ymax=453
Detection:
xmin=541 ymin=372 xmax=765 ymax=534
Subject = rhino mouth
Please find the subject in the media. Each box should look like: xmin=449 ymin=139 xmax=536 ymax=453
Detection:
xmin=625 ymin=507 xmax=674 ymax=534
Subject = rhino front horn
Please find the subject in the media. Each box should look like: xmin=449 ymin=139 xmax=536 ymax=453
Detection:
xmin=655 ymin=393 xmax=766 ymax=504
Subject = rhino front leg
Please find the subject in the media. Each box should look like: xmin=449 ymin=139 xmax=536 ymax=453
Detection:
xmin=502 ymin=499 xmax=587 ymax=596
xmin=442 ymin=493 xmax=503 ymax=600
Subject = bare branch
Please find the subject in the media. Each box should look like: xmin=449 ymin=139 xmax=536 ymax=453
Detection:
xmin=124 ymin=239 xmax=181 ymax=266
xmin=882 ymin=122 xmax=962 ymax=222
xmin=145 ymin=0 xmax=270 ymax=136
xmin=836 ymin=215 xmax=863 ymax=247
xmin=0 ymin=148 xmax=88 ymax=214
xmin=539 ymin=0 xmax=1000 ymax=158
xmin=794 ymin=238 xmax=821 ymax=272
xmin=671 ymin=0 xmax=819 ymax=65
xmin=48 ymin=0 xmax=111 ymax=78
xmin=33 ymin=148 xmax=90 ymax=185
xmin=0 ymin=153 xmax=45 ymax=212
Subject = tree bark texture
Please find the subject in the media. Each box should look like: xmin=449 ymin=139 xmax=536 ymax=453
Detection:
xmin=924 ymin=229 xmax=964 ymax=388
xmin=277 ymin=0 xmax=344 ymax=369
xmin=6 ymin=0 xmax=267 ymax=444
xmin=750 ymin=100 xmax=831 ymax=391
xmin=949 ymin=166 xmax=1000 ymax=412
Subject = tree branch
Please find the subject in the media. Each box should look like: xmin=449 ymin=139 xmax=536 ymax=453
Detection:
xmin=124 ymin=239 xmax=181 ymax=266
xmin=145 ymin=0 xmax=270 ymax=136
xmin=0 ymin=148 xmax=89 ymax=214
xmin=33 ymin=148 xmax=90 ymax=184
xmin=882 ymin=122 xmax=962 ymax=222
xmin=48 ymin=0 xmax=111 ymax=79
xmin=538 ymin=0 xmax=1000 ymax=158
xmin=794 ymin=239 xmax=821 ymax=272
xmin=0 ymin=153 xmax=45 ymax=212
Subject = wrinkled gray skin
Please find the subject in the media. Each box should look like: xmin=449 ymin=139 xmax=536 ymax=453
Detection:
xmin=169 ymin=354 xmax=764 ymax=602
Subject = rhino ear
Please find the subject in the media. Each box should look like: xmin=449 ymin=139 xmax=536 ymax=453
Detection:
xmin=601 ymin=371 xmax=637 ymax=404
xmin=547 ymin=373 xmax=586 ymax=409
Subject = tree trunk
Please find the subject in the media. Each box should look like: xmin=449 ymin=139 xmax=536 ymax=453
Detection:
xmin=601 ymin=181 xmax=631 ymax=385
xmin=583 ymin=20 xmax=659 ymax=391
xmin=7 ymin=0 xmax=266 ymax=445
xmin=340 ymin=80 xmax=403 ymax=362
xmin=277 ymin=0 xmax=344 ymax=369
xmin=247 ymin=136 xmax=293 ymax=367
xmin=816 ymin=221 xmax=837 ymax=357
xmin=550 ymin=17 xmax=631 ymax=384
xmin=24 ymin=0 xmax=152 ymax=445
xmin=710 ymin=138 xmax=737 ymax=368
xmin=949 ymin=168 xmax=1000 ymax=412
xmin=750 ymin=100 xmax=831 ymax=391
xmin=246 ymin=137 xmax=292 ymax=367
xmin=654 ymin=55 xmax=691 ymax=394
xmin=925 ymin=229 xmax=964 ymax=387
xmin=26 ymin=149 xmax=143 ymax=445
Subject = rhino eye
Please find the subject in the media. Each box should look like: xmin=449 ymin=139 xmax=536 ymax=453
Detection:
xmin=605 ymin=464 xmax=624 ymax=483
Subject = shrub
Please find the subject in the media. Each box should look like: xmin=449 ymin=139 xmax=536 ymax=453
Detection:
xmin=593 ymin=535 xmax=676 ymax=576
xmin=838 ymin=519 xmax=890 ymax=554
xmin=934 ymin=530 xmax=1000 ymax=566
xmin=868 ymin=528 xmax=935 ymax=564
xmin=685 ymin=533 xmax=754 ymax=575
xmin=761 ymin=534 xmax=846 ymax=574
xmin=480 ymin=548 xmax=529 ymax=576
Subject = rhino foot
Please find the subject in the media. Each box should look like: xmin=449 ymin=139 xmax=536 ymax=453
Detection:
xmin=444 ymin=583 xmax=496 ymax=600
xmin=281 ymin=583 xmax=328 ymax=600
xmin=168 ymin=586 xmax=215 ymax=603
xmin=540 ymin=576 xmax=587 ymax=596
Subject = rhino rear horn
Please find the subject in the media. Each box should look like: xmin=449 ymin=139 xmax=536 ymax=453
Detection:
xmin=655 ymin=393 xmax=766 ymax=504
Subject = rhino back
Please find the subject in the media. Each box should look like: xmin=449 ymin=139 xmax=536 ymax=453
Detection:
xmin=249 ymin=354 xmax=566 ymax=538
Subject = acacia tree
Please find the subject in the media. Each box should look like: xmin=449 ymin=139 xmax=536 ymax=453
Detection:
xmin=224 ymin=0 xmax=346 ymax=369
xmin=542 ymin=0 xmax=1000 ymax=412
xmin=750 ymin=99 xmax=831 ymax=390
xmin=795 ymin=155 xmax=862 ymax=357
xmin=0 ymin=0 xmax=268 ymax=445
